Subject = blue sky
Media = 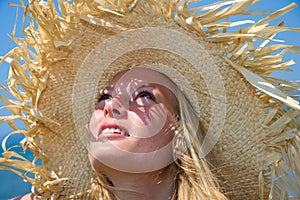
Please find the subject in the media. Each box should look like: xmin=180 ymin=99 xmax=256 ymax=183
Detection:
xmin=0 ymin=0 xmax=300 ymax=199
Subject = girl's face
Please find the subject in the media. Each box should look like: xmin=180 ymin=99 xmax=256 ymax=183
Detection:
xmin=88 ymin=67 xmax=179 ymax=173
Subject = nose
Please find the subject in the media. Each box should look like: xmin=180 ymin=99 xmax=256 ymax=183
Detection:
xmin=103 ymin=97 xmax=127 ymax=118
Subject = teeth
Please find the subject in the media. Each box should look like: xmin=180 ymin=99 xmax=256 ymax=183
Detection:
xmin=111 ymin=128 xmax=120 ymax=133
xmin=102 ymin=128 xmax=110 ymax=134
xmin=102 ymin=128 xmax=129 ymax=136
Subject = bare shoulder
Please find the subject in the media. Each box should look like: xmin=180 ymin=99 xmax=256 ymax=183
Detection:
xmin=10 ymin=193 xmax=38 ymax=200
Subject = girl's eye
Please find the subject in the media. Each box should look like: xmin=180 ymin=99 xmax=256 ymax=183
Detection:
xmin=98 ymin=94 xmax=112 ymax=102
xmin=135 ymin=90 xmax=156 ymax=106
xmin=96 ymin=93 xmax=112 ymax=109
xmin=137 ymin=91 xmax=155 ymax=100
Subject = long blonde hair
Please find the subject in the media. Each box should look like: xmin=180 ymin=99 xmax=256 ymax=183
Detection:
xmin=173 ymin=88 xmax=227 ymax=199
xmin=88 ymin=74 xmax=227 ymax=200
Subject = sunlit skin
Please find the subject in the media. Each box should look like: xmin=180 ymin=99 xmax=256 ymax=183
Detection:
xmin=88 ymin=67 xmax=179 ymax=199
xmin=89 ymin=70 xmax=178 ymax=152
xmin=88 ymin=67 xmax=179 ymax=168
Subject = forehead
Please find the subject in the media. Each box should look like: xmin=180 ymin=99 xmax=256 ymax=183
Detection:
xmin=107 ymin=67 xmax=176 ymax=92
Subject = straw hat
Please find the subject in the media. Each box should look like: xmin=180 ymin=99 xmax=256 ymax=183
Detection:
xmin=1 ymin=0 xmax=300 ymax=199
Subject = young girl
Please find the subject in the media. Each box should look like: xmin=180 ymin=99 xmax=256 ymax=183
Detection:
xmin=87 ymin=67 xmax=227 ymax=199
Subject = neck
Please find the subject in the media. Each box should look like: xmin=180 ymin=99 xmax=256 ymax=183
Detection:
xmin=100 ymin=164 xmax=177 ymax=200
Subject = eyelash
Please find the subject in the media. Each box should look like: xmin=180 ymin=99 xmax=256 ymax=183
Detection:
xmin=135 ymin=90 xmax=156 ymax=101
xmin=98 ymin=93 xmax=111 ymax=102
xmin=97 ymin=90 xmax=156 ymax=103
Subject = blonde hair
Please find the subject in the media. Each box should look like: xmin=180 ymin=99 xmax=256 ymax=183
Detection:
xmin=174 ymin=89 xmax=227 ymax=199
xmin=88 ymin=73 xmax=227 ymax=200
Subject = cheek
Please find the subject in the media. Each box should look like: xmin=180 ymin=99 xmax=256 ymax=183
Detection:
xmin=149 ymin=119 xmax=175 ymax=147
xmin=129 ymin=106 xmax=152 ymax=126
xmin=91 ymin=110 xmax=103 ymax=123
xmin=89 ymin=111 xmax=103 ymax=136
xmin=127 ymin=115 xmax=176 ymax=153
xmin=128 ymin=104 xmax=169 ymax=138
xmin=136 ymin=131 xmax=174 ymax=153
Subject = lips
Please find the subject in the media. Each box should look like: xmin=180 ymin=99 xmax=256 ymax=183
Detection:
xmin=99 ymin=123 xmax=130 ymax=137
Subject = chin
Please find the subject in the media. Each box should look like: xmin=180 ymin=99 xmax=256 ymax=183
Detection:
xmin=88 ymin=142 xmax=175 ymax=173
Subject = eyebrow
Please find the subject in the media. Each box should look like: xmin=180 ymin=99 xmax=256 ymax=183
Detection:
xmin=100 ymin=83 xmax=157 ymax=97
xmin=130 ymin=84 xmax=155 ymax=93
xmin=136 ymin=84 xmax=154 ymax=89
xmin=99 ymin=86 xmax=113 ymax=94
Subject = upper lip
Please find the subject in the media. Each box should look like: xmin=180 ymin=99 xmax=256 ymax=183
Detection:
xmin=99 ymin=122 xmax=130 ymax=137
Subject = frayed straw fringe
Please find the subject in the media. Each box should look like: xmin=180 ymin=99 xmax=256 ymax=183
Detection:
xmin=0 ymin=0 xmax=299 ymax=199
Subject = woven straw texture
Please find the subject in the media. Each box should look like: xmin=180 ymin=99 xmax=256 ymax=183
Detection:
xmin=0 ymin=0 xmax=300 ymax=199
